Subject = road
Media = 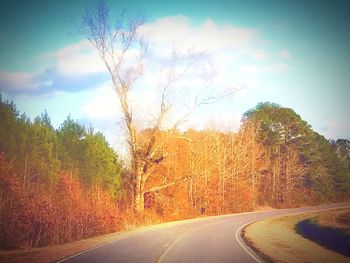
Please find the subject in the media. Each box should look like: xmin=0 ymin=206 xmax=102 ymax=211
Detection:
xmin=58 ymin=203 xmax=349 ymax=263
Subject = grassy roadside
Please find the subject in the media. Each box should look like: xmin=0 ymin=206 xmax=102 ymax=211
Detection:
xmin=243 ymin=209 xmax=350 ymax=263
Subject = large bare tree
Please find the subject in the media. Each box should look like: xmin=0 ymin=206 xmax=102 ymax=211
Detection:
xmin=79 ymin=1 xmax=230 ymax=213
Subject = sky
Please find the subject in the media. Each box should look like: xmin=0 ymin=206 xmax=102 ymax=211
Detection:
xmin=0 ymin=0 xmax=349 ymax=152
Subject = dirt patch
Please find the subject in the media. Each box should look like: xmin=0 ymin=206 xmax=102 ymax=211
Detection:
xmin=243 ymin=210 xmax=350 ymax=263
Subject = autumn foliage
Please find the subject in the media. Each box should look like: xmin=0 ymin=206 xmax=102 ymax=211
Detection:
xmin=0 ymin=153 xmax=121 ymax=249
xmin=1 ymin=99 xmax=350 ymax=250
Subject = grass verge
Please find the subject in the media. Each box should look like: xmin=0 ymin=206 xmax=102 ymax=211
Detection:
xmin=243 ymin=209 xmax=350 ymax=263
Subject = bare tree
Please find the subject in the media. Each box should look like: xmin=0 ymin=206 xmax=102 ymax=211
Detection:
xmin=78 ymin=1 xmax=231 ymax=213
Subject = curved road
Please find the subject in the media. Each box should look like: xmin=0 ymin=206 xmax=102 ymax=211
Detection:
xmin=58 ymin=203 xmax=349 ymax=263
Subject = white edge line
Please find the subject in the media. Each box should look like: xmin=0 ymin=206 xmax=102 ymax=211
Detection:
xmin=235 ymin=221 xmax=265 ymax=263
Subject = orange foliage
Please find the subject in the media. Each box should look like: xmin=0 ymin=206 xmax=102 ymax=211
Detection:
xmin=140 ymin=122 xmax=269 ymax=217
xmin=0 ymin=153 xmax=122 ymax=250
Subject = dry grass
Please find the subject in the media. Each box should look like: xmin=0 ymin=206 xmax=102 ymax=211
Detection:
xmin=254 ymin=205 xmax=276 ymax=212
xmin=244 ymin=209 xmax=350 ymax=263
xmin=316 ymin=210 xmax=350 ymax=234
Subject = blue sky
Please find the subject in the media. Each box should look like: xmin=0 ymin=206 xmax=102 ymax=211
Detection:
xmin=0 ymin=0 xmax=349 ymax=150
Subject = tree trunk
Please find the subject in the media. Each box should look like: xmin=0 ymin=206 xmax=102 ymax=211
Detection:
xmin=134 ymin=163 xmax=145 ymax=213
xmin=134 ymin=191 xmax=144 ymax=213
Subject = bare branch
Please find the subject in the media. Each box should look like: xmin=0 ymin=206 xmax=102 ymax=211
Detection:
xmin=197 ymin=86 xmax=243 ymax=105
xmin=145 ymin=176 xmax=190 ymax=193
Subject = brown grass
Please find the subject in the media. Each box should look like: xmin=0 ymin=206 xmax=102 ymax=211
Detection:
xmin=316 ymin=210 xmax=350 ymax=234
xmin=243 ymin=209 xmax=350 ymax=263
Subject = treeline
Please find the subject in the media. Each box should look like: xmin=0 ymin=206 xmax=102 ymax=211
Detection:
xmin=138 ymin=103 xmax=350 ymax=217
xmin=0 ymin=97 xmax=124 ymax=249
xmin=1 ymin=98 xmax=350 ymax=250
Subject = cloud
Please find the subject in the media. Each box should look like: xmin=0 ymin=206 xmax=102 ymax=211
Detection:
xmin=80 ymin=79 xmax=160 ymax=128
xmin=239 ymin=63 xmax=289 ymax=75
xmin=190 ymin=110 xmax=241 ymax=132
xmin=240 ymin=65 xmax=261 ymax=75
xmin=0 ymin=67 xmax=109 ymax=95
xmin=1 ymin=15 xmax=261 ymax=97
xmin=264 ymin=63 xmax=289 ymax=72
xmin=139 ymin=16 xmax=257 ymax=51
xmin=43 ymin=40 xmax=106 ymax=76
xmin=81 ymin=81 xmax=121 ymax=120
xmin=0 ymin=70 xmax=57 ymax=93
xmin=250 ymin=49 xmax=268 ymax=60
xmin=0 ymin=71 xmax=37 ymax=91
xmin=279 ymin=50 xmax=290 ymax=59
xmin=0 ymin=41 xmax=108 ymax=95
xmin=321 ymin=118 xmax=350 ymax=140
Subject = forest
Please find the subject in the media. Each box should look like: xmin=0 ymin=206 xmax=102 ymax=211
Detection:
xmin=1 ymin=97 xmax=350 ymax=250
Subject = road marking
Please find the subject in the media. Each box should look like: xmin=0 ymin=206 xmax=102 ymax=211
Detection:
xmin=235 ymin=221 xmax=265 ymax=263
xmin=157 ymin=230 xmax=193 ymax=263
xmin=163 ymin=242 xmax=170 ymax=248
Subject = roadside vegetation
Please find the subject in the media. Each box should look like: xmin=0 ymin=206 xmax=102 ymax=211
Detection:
xmin=243 ymin=209 xmax=350 ymax=263
xmin=315 ymin=209 xmax=350 ymax=233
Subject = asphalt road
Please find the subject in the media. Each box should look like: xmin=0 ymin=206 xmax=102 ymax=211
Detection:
xmin=58 ymin=203 xmax=350 ymax=263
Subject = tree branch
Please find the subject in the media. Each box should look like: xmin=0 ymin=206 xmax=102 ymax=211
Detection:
xmin=144 ymin=176 xmax=189 ymax=193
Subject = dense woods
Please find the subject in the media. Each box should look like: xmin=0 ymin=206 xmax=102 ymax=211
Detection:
xmin=0 ymin=97 xmax=123 ymax=249
xmin=1 ymin=98 xmax=350 ymax=249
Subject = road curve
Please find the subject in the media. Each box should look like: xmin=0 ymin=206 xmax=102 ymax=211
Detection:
xmin=58 ymin=203 xmax=350 ymax=263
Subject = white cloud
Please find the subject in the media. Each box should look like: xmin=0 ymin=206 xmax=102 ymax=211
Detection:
xmin=322 ymin=118 xmax=350 ymax=139
xmin=0 ymin=71 xmax=37 ymax=90
xmin=37 ymin=16 xmax=258 ymax=83
xmin=250 ymin=49 xmax=268 ymax=60
xmin=182 ymin=106 xmax=241 ymax=132
xmin=44 ymin=40 xmax=105 ymax=76
xmin=264 ymin=63 xmax=289 ymax=72
xmin=279 ymin=50 xmax=290 ymax=59
xmin=240 ymin=65 xmax=261 ymax=75
xmin=139 ymin=16 xmax=256 ymax=51
xmin=81 ymin=81 xmax=121 ymax=119
xmin=240 ymin=63 xmax=289 ymax=75
xmin=81 ymin=78 xmax=162 ymax=128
